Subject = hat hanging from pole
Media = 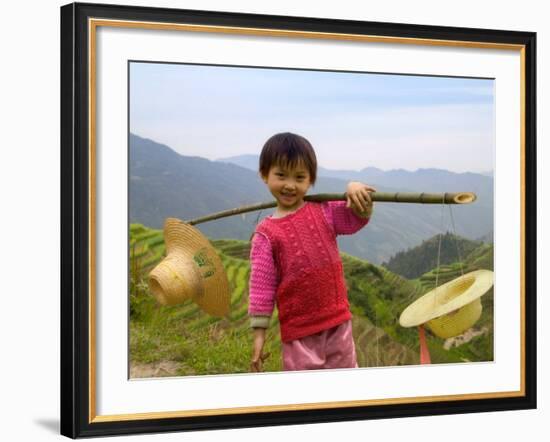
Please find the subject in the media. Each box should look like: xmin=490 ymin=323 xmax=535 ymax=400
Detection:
xmin=399 ymin=269 xmax=494 ymax=339
xmin=148 ymin=218 xmax=230 ymax=317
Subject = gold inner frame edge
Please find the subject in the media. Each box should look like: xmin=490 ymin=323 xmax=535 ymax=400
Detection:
xmin=88 ymin=18 xmax=527 ymax=423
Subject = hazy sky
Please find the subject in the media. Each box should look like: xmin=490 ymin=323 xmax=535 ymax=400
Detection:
xmin=130 ymin=62 xmax=494 ymax=173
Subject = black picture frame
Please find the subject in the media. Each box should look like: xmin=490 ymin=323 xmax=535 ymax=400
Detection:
xmin=60 ymin=2 xmax=537 ymax=438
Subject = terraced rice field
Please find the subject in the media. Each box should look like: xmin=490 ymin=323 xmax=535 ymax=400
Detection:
xmin=129 ymin=223 xmax=493 ymax=378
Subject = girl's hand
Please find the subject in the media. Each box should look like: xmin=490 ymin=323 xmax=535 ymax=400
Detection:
xmin=346 ymin=181 xmax=376 ymax=216
xmin=250 ymin=328 xmax=270 ymax=372
xmin=250 ymin=351 xmax=271 ymax=372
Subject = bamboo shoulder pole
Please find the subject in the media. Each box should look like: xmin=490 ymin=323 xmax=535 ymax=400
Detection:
xmin=185 ymin=192 xmax=476 ymax=226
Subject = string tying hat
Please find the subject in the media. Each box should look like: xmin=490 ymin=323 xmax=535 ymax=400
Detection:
xmin=396 ymin=191 xmax=493 ymax=364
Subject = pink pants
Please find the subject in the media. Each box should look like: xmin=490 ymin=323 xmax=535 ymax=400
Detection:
xmin=282 ymin=320 xmax=358 ymax=371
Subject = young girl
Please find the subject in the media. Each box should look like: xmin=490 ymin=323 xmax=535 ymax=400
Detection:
xmin=248 ymin=132 xmax=375 ymax=372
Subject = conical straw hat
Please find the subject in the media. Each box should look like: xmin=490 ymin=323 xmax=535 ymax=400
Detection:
xmin=148 ymin=218 xmax=230 ymax=317
xmin=399 ymin=269 xmax=493 ymax=339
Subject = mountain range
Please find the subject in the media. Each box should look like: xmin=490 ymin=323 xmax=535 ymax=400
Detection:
xmin=217 ymin=153 xmax=494 ymax=197
xmin=130 ymin=133 xmax=493 ymax=263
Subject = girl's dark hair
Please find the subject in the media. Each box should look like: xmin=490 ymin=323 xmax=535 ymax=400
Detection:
xmin=259 ymin=132 xmax=318 ymax=185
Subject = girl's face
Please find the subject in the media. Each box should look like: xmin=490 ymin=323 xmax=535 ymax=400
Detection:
xmin=262 ymin=162 xmax=312 ymax=213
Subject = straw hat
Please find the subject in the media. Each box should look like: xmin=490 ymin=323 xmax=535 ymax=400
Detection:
xmin=399 ymin=269 xmax=493 ymax=339
xmin=148 ymin=218 xmax=230 ymax=317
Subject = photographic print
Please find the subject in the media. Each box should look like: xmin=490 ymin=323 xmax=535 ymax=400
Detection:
xmin=61 ymin=2 xmax=535 ymax=437
xmin=128 ymin=63 xmax=496 ymax=378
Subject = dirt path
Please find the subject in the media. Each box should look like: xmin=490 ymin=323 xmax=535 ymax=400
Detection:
xmin=130 ymin=361 xmax=181 ymax=378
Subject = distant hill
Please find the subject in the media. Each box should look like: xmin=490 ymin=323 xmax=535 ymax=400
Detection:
xmin=477 ymin=230 xmax=494 ymax=244
xmin=382 ymin=232 xmax=484 ymax=279
xmin=130 ymin=134 xmax=493 ymax=263
xmin=216 ymin=154 xmax=259 ymax=171
xmin=130 ymin=134 xmax=271 ymax=241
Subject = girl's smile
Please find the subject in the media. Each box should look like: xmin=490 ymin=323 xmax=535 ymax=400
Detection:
xmin=262 ymin=163 xmax=312 ymax=214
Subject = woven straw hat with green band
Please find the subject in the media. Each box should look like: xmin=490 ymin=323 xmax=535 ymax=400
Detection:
xmin=399 ymin=269 xmax=494 ymax=339
xmin=148 ymin=218 xmax=230 ymax=317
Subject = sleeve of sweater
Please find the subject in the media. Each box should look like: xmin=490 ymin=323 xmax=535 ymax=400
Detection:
xmin=248 ymin=232 xmax=278 ymax=328
xmin=322 ymin=200 xmax=370 ymax=236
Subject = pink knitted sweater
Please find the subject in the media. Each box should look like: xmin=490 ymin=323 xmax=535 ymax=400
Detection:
xmin=248 ymin=201 xmax=370 ymax=341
